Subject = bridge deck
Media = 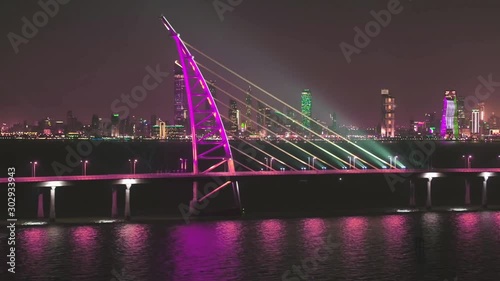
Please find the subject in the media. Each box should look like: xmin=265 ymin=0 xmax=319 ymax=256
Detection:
xmin=1 ymin=168 xmax=499 ymax=185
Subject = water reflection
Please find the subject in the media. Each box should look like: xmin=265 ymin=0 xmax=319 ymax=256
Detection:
xmin=258 ymin=219 xmax=285 ymax=258
xmin=70 ymin=226 xmax=99 ymax=278
xmin=340 ymin=216 xmax=368 ymax=266
xmin=171 ymin=222 xmax=242 ymax=281
xmin=301 ymin=218 xmax=327 ymax=256
xmin=116 ymin=224 xmax=150 ymax=280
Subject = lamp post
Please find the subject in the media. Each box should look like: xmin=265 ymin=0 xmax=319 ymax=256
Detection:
xmin=270 ymin=157 xmax=274 ymax=170
xmin=467 ymin=155 xmax=472 ymax=168
xmin=129 ymin=159 xmax=138 ymax=174
xmin=264 ymin=157 xmax=269 ymax=171
xmin=30 ymin=161 xmax=38 ymax=177
xmin=348 ymin=156 xmax=352 ymax=169
xmin=389 ymin=156 xmax=393 ymax=168
xmin=353 ymin=156 xmax=357 ymax=168
xmin=179 ymin=158 xmax=184 ymax=172
xmin=312 ymin=157 xmax=316 ymax=169
xmin=394 ymin=156 xmax=398 ymax=169
xmin=80 ymin=160 xmax=88 ymax=175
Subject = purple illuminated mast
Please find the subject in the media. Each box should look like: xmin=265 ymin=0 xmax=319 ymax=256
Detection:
xmin=159 ymin=16 xmax=241 ymax=212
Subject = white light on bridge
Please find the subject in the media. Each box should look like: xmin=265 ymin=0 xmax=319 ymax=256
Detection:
xmin=449 ymin=208 xmax=468 ymax=212
xmin=95 ymin=220 xmax=118 ymax=224
xmin=423 ymin=172 xmax=441 ymax=178
xmin=40 ymin=181 xmax=67 ymax=187
xmin=22 ymin=221 xmax=47 ymax=226
xmin=396 ymin=209 xmax=417 ymax=213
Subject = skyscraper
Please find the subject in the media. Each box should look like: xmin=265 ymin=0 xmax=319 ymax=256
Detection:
xmin=301 ymin=89 xmax=312 ymax=129
xmin=257 ymin=101 xmax=264 ymax=126
xmin=229 ymin=99 xmax=238 ymax=133
xmin=174 ymin=62 xmax=187 ymax=127
xmin=380 ymin=89 xmax=396 ymax=138
xmin=440 ymin=90 xmax=459 ymax=139
xmin=472 ymin=109 xmax=480 ymax=135
xmin=245 ymin=86 xmax=253 ymax=132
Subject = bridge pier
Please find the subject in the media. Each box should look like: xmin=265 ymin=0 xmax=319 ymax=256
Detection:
xmin=37 ymin=188 xmax=44 ymax=219
xmin=409 ymin=179 xmax=416 ymax=207
xmin=465 ymin=179 xmax=471 ymax=205
xmin=482 ymin=177 xmax=488 ymax=208
xmin=426 ymin=178 xmax=432 ymax=209
xmin=124 ymin=183 xmax=131 ymax=220
xmin=189 ymin=182 xmax=199 ymax=215
xmin=111 ymin=186 xmax=118 ymax=218
xmin=49 ymin=186 xmax=56 ymax=222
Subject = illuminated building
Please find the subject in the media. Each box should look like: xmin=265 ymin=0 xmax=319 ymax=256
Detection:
xmin=471 ymin=109 xmax=480 ymax=135
xmin=245 ymin=86 xmax=253 ymax=132
xmin=301 ymin=89 xmax=312 ymax=129
xmin=229 ymin=99 xmax=238 ymax=133
xmin=440 ymin=90 xmax=459 ymax=139
xmin=329 ymin=113 xmax=337 ymax=131
xmin=257 ymin=101 xmax=264 ymax=126
xmin=425 ymin=112 xmax=437 ymax=136
xmin=174 ymin=61 xmax=187 ymax=127
xmin=380 ymin=89 xmax=395 ymax=138
xmin=111 ymin=113 xmax=120 ymax=137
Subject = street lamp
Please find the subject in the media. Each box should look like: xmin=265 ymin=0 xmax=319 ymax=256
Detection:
xmin=353 ymin=156 xmax=357 ymax=168
xmin=30 ymin=161 xmax=38 ymax=177
xmin=312 ymin=157 xmax=317 ymax=168
xmin=264 ymin=157 xmax=269 ymax=171
xmin=270 ymin=157 xmax=274 ymax=170
xmin=389 ymin=156 xmax=393 ymax=167
xmin=129 ymin=159 xmax=138 ymax=174
xmin=348 ymin=156 xmax=352 ymax=169
xmin=394 ymin=156 xmax=399 ymax=169
xmin=80 ymin=160 xmax=88 ymax=175
xmin=462 ymin=155 xmax=472 ymax=168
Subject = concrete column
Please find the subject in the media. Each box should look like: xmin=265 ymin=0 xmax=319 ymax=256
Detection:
xmin=37 ymin=189 xmax=44 ymax=219
xmin=409 ymin=179 xmax=416 ymax=207
xmin=189 ymin=181 xmax=199 ymax=215
xmin=49 ymin=186 xmax=56 ymax=222
xmin=124 ymin=184 xmax=131 ymax=220
xmin=426 ymin=178 xmax=432 ymax=209
xmin=465 ymin=179 xmax=471 ymax=205
xmin=482 ymin=177 xmax=488 ymax=208
xmin=111 ymin=186 xmax=118 ymax=218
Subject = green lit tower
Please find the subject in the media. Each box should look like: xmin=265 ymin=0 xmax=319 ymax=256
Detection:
xmin=301 ymin=89 xmax=312 ymax=129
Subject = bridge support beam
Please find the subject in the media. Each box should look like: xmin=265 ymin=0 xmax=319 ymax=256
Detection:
xmin=409 ymin=179 xmax=416 ymax=207
xmin=482 ymin=177 xmax=488 ymax=208
xmin=37 ymin=188 xmax=44 ymax=219
xmin=426 ymin=178 xmax=432 ymax=210
xmin=111 ymin=186 xmax=118 ymax=218
xmin=465 ymin=179 xmax=471 ymax=205
xmin=233 ymin=181 xmax=242 ymax=212
xmin=49 ymin=186 xmax=56 ymax=222
xmin=125 ymin=183 xmax=131 ymax=220
xmin=189 ymin=182 xmax=199 ymax=215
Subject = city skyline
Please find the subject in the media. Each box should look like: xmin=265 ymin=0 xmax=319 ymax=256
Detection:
xmin=1 ymin=1 xmax=500 ymax=127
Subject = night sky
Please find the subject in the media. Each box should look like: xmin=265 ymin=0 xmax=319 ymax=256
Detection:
xmin=1 ymin=0 xmax=499 ymax=127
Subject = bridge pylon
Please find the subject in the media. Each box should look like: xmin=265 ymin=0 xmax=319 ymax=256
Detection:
xmin=160 ymin=16 xmax=241 ymax=214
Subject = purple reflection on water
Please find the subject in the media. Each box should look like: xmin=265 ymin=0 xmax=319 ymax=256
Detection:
xmin=340 ymin=217 xmax=368 ymax=265
xmin=116 ymin=224 xmax=150 ymax=279
xmin=258 ymin=219 xmax=285 ymax=258
xmin=456 ymin=212 xmax=479 ymax=240
xmin=215 ymin=220 xmax=242 ymax=251
xmin=301 ymin=218 xmax=327 ymax=255
xmin=70 ymin=226 xmax=99 ymax=275
xmin=171 ymin=223 xmax=239 ymax=281
xmin=20 ymin=228 xmax=46 ymax=260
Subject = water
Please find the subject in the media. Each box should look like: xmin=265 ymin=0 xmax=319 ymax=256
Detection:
xmin=2 ymin=211 xmax=500 ymax=281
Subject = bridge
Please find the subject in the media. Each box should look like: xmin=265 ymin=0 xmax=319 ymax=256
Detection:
xmin=3 ymin=16 xmax=499 ymax=221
